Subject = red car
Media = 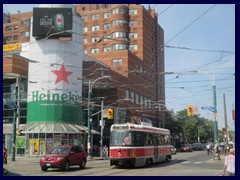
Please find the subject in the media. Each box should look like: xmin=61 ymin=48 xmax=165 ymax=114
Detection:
xmin=40 ymin=145 xmax=87 ymax=171
xmin=181 ymin=144 xmax=193 ymax=152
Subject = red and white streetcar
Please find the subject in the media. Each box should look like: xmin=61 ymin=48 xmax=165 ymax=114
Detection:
xmin=109 ymin=123 xmax=172 ymax=167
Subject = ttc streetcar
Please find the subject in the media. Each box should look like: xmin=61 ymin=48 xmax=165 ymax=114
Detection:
xmin=109 ymin=123 xmax=172 ymax=167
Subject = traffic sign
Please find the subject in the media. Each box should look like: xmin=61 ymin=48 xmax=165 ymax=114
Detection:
xmin=201 ymin=106 xmax=216 ymax=112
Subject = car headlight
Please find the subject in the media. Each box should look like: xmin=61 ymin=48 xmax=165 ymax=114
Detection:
xmin=56 ymin=157 xmax=65 ymax=161
xmin=41 ymin=157 xmax=45 ymax=161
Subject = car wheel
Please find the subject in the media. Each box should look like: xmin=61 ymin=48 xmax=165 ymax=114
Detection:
xmin=80 ymin=159 xmax=86 ymax=169
xmin=64 ymin=161 xmax=70 ymax=171
xmin=41 ymin=166 xmax=48 ymax=172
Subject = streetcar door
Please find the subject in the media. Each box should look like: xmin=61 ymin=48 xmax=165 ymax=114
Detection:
xmin=153 ymin=134 xmax=158 ymax=162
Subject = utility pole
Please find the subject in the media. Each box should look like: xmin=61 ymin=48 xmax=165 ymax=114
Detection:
xmin=11 ymin=76 xmax=19 ymax=161
xmin=212 ymin=83 xmax=218 ymax=145
xmin=100 ymin=99 xmax=105 ymax=158
xmin=223 ymin=93 xmax=228 ymax=145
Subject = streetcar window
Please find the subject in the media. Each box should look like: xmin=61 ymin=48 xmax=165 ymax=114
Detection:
xmin=110 ymin=132 xmax=132 ymax=146
xmin=133 ymin=132 xmax=144 ymax=146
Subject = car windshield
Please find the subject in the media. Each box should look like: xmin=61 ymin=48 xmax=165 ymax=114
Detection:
xmin=50 ymin=147 xmax=71 ymax=155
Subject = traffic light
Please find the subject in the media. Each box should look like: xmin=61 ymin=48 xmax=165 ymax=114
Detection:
xmin=17 ymin=129 xmax=22 ymax=136
xmin=107 ymin=108 xmax=114 ymax=120
xmin=187 ymin=105 xmax=194 ymax=117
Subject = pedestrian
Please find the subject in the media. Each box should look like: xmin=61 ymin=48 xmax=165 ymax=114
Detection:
xmin=80 ymin=144 xmax=86 ymax=152
xmin=222 ymin=148 xmax=235 ymax=176
xmin=103 ymin=145 xmax=108 ymax=160
xmin=214 ymin=143 xmax=221 ymax=160
xmin=3 ymin=146 xmax=7 ymax=174
xmin=209 ymin=143 xmax=213 ymax=154
xmin=206 ymin=143 xmax=210 ymax=155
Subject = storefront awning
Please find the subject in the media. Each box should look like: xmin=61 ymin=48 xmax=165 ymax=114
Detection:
xmin=4 ymin=123 xmax=100 ymax=135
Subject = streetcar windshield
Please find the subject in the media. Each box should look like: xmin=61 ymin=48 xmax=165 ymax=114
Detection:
xmin=110 ymin=132 xmax=133 ymax=146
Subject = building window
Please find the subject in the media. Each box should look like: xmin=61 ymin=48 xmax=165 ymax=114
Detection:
xmin=5 ymin=26 xmax=12 ymax=31
xmin=112 ymin=7 xmax=128 ymax=15
xmin=103 ymin=23 xmax=111 ymax=30
xmin=135 ymin=94 xmax=139 ymax=104
xmin=91 ymin=48 xmax=99 ymax=54
xmin=129 ymin=44 xmax=137 ymax=50
xmin=92 ymin=14 xmax=99 ymax=20
xmin=83 ymin=26 xmax=88 ymax=33
xmin=112 ymin=20 xmax=128 ymax=27
xmin=130 ymin=92 xmax=135 ymax=103
xmin=5 ymin=36 xmax=12 ymax=42
xmin=140 ymin=96 xmax=143 ymax=105
xmin=126 ymin=90 xmax=129 ymax=99
xmin=103 ymin=47 xmax=111 ymax=52
xmin=91 ymin=36 xmax=99 ymax=43
xmin=112 ymin=31 xmax=127 ymax=39
xmin=129 ymin=21 xmax=137 ymax=27
xmin=20 ymin=31 xmax=30 ymax=37
xmin=112 ymin=58 xmax=122 ymax=66
xmin=21 ymin=20 xmax=30 ymax=27
xmin=83 ymin=49 xmax=87 ymax=54
xmin=83 ymin=37 xmax=87 ymax=43
xmin=103 ymin=35 xmax=111 ymax=41
xmin=111 ymin=44 xmax=128 ymax=50
xmin=104 ymin=12 xmax=111 ymax=19
xmin=129 ymin=9 xmax=137 ymax=15
xmin=92 ymin=25 xmax=100 ymax=32
xmin=129 ymin=32 xmax=137 ymax=38
xmin=14 ymin=25 xmax=19 ymax=30
xmin=81 ymin=15 xmax=88 ymax=22
xmin=144 ymin=97 xmax=148 ymax=107
xmin=13 ymin=35 xmax=18 ymax=41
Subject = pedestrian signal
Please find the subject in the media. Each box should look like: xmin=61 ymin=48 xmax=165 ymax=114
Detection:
xmin=107 ymin=108 xmax=114 ymax=120
xmin=187 ymin=105 xmax=194 ymax=117
xmin=17 ymin=129 xmax=22 ymax=136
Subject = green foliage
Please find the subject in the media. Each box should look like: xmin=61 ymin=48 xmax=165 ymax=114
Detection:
xmin=177 ymin=109 xmax=214 ymax=143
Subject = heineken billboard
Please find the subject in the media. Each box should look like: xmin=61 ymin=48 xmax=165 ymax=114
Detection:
xmin=27 ymin=40 xmax=83 ymax=124
xmin=32 ymin=8 xmax=72 ymax=38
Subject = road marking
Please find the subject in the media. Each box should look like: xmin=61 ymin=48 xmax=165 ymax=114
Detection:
xmin=193 ymin=161 xmax=203 ymax=164
xmin=180 ymin=161 xmax=192 ymax=164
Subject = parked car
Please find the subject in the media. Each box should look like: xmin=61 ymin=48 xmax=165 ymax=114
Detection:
xmin=171 ymin=145 xmax=177 ymax=155
xmin=192 ymin=143 xmax=204 ymax=151
xmin=40 ymin=145 xmax=87 ymax=171
xmin=181 ymin=144 xmax=193 ymax=152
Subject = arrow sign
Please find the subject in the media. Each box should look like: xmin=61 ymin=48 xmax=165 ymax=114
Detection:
xmin=201 ymin=106 xmax=216 ymax=112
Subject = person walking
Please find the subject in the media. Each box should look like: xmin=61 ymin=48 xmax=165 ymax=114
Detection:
xmin=3 ymin=147 xmax=7 ymax=174
xmin=103 ymin=145 xmax=108 ymax=160
xmin=214 ymin=143 xmax=221 ymax=160
xmin=206 ymin=143 xmax=210 ymax=155
xmin=222 ymin=148 xmax=235 ymax=176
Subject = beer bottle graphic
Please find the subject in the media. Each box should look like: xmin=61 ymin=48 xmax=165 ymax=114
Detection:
xmin=54 ymin=14 xmax=64 ymax=31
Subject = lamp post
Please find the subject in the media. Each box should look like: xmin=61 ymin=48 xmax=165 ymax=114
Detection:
xmin=196 ymin=71 xmax=218 ymax=145
xmin=87 ymin=76 xmax=111 ymax=159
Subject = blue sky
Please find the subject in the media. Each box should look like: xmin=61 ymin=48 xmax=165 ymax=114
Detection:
xmin=3 ymin=4 xmax=235 ymax=130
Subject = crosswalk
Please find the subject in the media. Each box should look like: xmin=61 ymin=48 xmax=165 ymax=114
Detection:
xmin=178 ymin=160 xmax=203 ymax=164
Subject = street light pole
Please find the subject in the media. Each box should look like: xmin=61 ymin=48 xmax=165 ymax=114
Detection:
xmin=197 ymin=71 xmax=218 ymax=145
xmin=100 ymin=99 xmax=104 ymax=158
xmin=87 ymin=76 xmax=111 ymax=159
xmin=212 ymin=83 xmax=218 ymax=144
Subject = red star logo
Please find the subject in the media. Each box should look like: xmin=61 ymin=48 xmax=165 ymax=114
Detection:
xmin=57 ymin=18 xmax=62 ymax=23
xmin=51 ymin=64 xmax=73 ymax=85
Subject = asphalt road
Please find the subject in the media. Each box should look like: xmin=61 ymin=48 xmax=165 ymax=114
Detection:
xmin=3 ymin=150 xmax=225 ymax=176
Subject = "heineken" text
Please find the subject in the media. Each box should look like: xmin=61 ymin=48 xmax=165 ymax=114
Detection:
xmin=32 ymin=90 xmax=81 ymax=103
